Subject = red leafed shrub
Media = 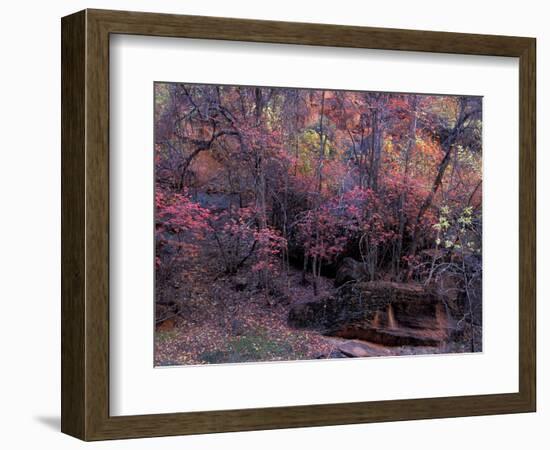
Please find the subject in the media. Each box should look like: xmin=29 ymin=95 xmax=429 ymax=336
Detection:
xmin=155 ymin=187 xmax=212 ymax=260
xmin=210 ymin=207 xmax=287 ymax=276
xmin=251 ymin=227 xmax=287 ymax=273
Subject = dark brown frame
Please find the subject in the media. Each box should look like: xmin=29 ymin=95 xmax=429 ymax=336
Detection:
xmin=61 ymin=9 xmax=536 ymax=441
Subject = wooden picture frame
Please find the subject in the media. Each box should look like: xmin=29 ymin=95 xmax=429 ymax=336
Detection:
xmin=61 ymin=9 xmax=536 ymax=441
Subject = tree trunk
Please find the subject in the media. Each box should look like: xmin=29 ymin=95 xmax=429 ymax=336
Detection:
xmin=409 ymin=98 xmax=467 ymax=259
xmin=394 ymin=95 xmax=417 ymax=277
xmin=369 ymin=108 xmax=381 ymax=191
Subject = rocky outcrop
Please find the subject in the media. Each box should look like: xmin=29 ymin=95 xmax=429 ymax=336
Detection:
xmin=287 ymin=292 xmax=367 ymax=331
xmin=288 ymin=286 xmax=350 ymax=331
xmin=331 ymin=325 xmax=443 ymax=347
xmin=288 ymin=281 xmax=451 ymax=347
xmin=289 ymin=281 xmax=443 ymax=329
xmin=355 ymin=281 xmax=446 ymax=331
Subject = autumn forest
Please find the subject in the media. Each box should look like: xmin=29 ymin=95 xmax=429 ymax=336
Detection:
xmin=154 ymin=82 xmax=482 ymax=365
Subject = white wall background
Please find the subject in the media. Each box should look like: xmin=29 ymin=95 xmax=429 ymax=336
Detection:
xmin=0 ymin=1 xmax=546 ymax=448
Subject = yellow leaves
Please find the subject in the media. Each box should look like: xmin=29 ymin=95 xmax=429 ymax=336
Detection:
xmin=383 ymin=136 xmax=397 ymax=157
xmin=415 ymin=133 xmax=441 ymax=158
xmin=433 ymin=213 xmax=450 ymax=232
xmin=295 ymin=128 xmax=335 ymax=175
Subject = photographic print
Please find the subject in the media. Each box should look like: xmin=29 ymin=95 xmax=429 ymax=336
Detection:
xmin=154 ymin=83 xmax=482 ymax=366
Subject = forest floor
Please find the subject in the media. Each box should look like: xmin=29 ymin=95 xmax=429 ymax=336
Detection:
xmin=154 ymin=266 xmax=454 ymax=366
xmin=154 ymin=268 xmax=338 ymax=366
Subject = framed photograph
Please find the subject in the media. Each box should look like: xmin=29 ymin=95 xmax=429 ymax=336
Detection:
xmin=61 ymin=9 xmax=536 ymax=440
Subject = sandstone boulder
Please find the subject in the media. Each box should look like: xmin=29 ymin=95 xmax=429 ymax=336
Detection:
xmin=288 ymin=292 xmax=368 ymax=331
xmin=288 ymin=281 xmax=451 ymax=347
xmin=337 ymin=340 xmax=392 ymax=357
xmin=332 ymin=325 xmax=443 ymax=347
